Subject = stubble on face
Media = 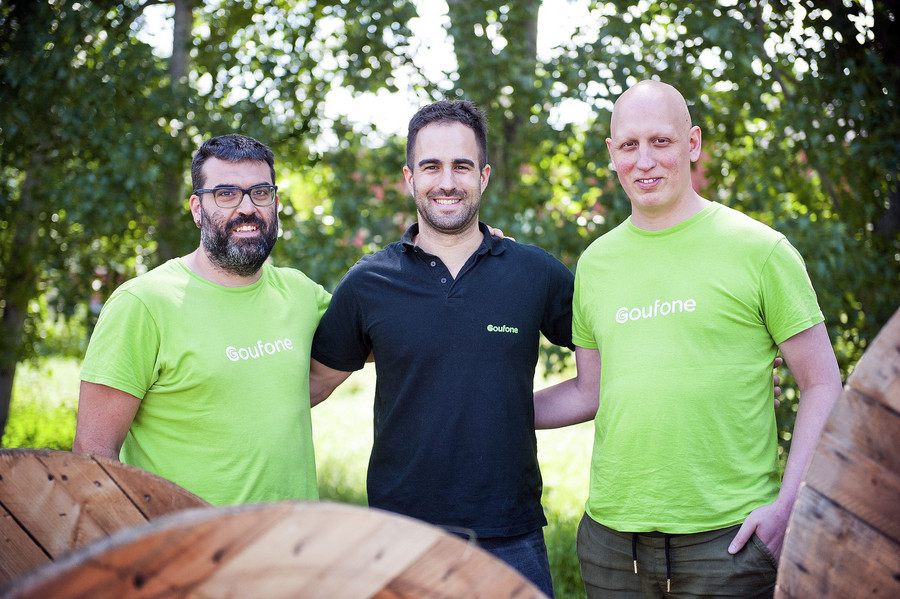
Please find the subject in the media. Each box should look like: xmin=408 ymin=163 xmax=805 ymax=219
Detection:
xmin=411 ymin=179 xmax=481 ymax=236
xmin=406 ymin=122 xmax=486 ymax=238
xmin=199 ymin=201 xmax=278 ymax=277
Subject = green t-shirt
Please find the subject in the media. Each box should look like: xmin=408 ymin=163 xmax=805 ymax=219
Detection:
xmin=80 ymin=258 xmax=331 ymax=506
xmin=572 ymin=202 xmax=823 ymax=533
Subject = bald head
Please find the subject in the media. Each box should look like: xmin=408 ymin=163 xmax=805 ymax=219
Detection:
xmin=605 ymin=79 xmax=707 ymax=230
xmin=610 ymin=80 xmax=693 ymax=139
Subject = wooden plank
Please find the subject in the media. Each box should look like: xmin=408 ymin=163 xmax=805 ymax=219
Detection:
xmin=845 ymin=308 xmax=900 ymax=413
xmin=816 ymin=387 xmax=900 ymax=475
xmin=0 ymin=503 xmax=49 ymax=583
xmin=2 ymin=504 xmax=290 ymax=598
xmin=201 ymin=504 xmax=446 ymax=598
xmin=2 ymin=502 xmax=548 ymax=599
xmin=801 ymin=388 xmax=900 ymax=543
xmin=776 ymin=486 xmax=900 ymax=599
xmin=87 ymin=453 xmax=208 ymax=519
xmin=0 ymin=449 xmax=208 ymax=586
xmin=0 ymin=449 xmax=142 ymax=557
xmin=381 ymin=535 xmax=543 ymax=599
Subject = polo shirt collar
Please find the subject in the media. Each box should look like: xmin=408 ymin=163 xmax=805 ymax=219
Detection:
xmin=400 ymin=222 xmax=506 ymax=256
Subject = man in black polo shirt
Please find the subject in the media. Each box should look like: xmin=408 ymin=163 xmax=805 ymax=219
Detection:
xmin=309 ymin=100 xmax=573 ymax=596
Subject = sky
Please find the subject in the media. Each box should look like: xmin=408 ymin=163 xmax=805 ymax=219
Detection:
xmin=136 ymin=0 xmax=597 ymax=136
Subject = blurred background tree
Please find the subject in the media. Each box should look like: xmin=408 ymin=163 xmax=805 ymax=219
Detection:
xmin=2 ymin=0 xmax=898 ymax=447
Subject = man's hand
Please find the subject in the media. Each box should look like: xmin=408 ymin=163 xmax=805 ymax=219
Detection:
xmin=487 ymin=226 xmax=515 ymax=241
xmin=728 ymin=498 xmax=792 ymax=560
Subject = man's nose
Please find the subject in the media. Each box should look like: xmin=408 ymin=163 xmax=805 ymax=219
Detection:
xmin=636 ymin=147 xmax=656 ymax=170
xmin=236 ymin=191 xmax=256 ymax=212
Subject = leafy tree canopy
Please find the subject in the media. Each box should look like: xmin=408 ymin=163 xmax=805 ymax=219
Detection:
xmin=1 ymin=0 xmax=898 ymax=443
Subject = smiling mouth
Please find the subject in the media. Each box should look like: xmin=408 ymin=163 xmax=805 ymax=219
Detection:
xmin=433 ymin=198 xmax=461 ymax=205
xmin=234 ymin=224 xmax=260 ymax=233
xmin=637 ymin=178 xmax=661 ymax=184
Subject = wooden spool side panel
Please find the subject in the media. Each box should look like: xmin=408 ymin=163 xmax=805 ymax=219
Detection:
xmin=775 ymin=307 xmax=900 ymax=599
xmin=2 ymin=503 xmax=548 ymax=599
xmin=845 ymin=309 xmax=900 ymax=413
xmin=379 ymin=535 xmax=543 ymax=599
xmin=0 ymin=450 xmax=147 ymax=556
xmin=88 ymin=454 xmax=209 ymax=518
xmin=0 ymin=503 xmax=49 ymax=584
xmin=2 ymin=504 xmax=290 ymax=599
xmin=776 ymin=486 xmax=900 ymax=599
xmin=198 ymin=504 xmax=443 ymax=598
xmin=802 ymin=387 xmax=900 ymax=544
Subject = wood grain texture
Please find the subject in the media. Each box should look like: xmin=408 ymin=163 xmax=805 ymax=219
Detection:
xmin=0 ymin=449 xmax=208 ymax=585
xmin=776 ymin=486 xmax=900 ymax=598
xmin=0 ymin=502 xmax=547 ymax=599
xmin=775 ymin=307 xmax=900 ymax=598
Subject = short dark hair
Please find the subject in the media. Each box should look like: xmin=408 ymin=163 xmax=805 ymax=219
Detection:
xmin=191 ymin=134 xmax=276 ymax=190
xmin=406 ymin=100 xmax=488 ymax=170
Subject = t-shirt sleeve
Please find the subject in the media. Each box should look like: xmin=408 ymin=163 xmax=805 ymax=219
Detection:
xmin=313 ymin=282 xmax=332 ymax=322
xmin=79 ymin=289 xmax=160 ymax=399
xmin=571 ymin=261 xmax=599 ymax=349
xmin=310 ymin=271 xmax=370 ymax=372
xmin=540 ymin=252 xmax=575 ymax=350
xmin=761 ymin=237 xmax=824 ymax=344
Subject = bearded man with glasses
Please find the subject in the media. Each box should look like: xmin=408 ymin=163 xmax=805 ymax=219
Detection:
xmin=74 ymin=134 xmax=331 ymax=506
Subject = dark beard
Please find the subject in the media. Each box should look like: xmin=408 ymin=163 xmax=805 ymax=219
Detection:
xmin=414 ymin=186 xmax=480 ymax=235
xmin=200 ymin=208 xmax=277 ymax=277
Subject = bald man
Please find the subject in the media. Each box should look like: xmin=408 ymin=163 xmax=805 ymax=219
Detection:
xmin=536 ymin=80 xmax=841 ymax=598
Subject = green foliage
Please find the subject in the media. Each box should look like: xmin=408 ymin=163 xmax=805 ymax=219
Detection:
xmin=275 ymin=133 xmax=412 ymax=289
xmin=0 ymin=1 xmax=175 ymax=367
xmin=1 ymin=358 xmax=78 ymax=449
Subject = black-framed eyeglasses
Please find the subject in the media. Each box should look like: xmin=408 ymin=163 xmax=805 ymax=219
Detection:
xmin=194 ymin=184 xmax=278 ymax=208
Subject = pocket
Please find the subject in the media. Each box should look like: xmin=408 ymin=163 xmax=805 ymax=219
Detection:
xmin=749 ymin=533 xmax=779 ymax=570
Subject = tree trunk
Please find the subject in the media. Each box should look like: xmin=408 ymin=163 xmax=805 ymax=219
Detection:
xmin=156 ymin=0 xmax=194 ymax=262
xmin=0 ymin=163 xmax=42 ymax=444
xmin=444 ymin=0 xmax=541 ymax=210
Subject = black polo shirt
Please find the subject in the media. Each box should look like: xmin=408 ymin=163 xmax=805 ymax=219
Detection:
xmin=311 ymin=222 xmax=574 ymax=537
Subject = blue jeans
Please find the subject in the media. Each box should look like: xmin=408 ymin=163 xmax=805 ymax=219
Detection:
xmin=477 ymin=528 xmax=555 ymax=597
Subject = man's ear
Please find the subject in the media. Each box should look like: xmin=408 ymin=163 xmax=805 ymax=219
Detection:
xmin=480 ymin=164 xmax=491 ymax=192
xmin=189 ymin=194 xmax=202 ymax=227
xmin=402 ymin=165 xmax=415 ymax=196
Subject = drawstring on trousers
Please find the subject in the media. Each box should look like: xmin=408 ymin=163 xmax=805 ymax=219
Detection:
xmin=631 ymin=532 xmax=672 ymax=592
xmin=664 ymin=534 xmax=671 ymax=592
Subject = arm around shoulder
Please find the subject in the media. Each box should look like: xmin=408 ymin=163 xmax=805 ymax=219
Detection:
xmin=309 ymin=359 xmax=354 ymax=407
xmin=534 ymin=346 xmax=602 ymax=429
xmin=72 ymin=381 xmax=142 ymax=460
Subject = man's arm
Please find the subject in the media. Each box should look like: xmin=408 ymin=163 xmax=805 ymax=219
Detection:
xmin=72 ymin=381 xmax=142 ymax=460
xmin=729 ymin=322 xmax=842 ymax=559
xmin=309 ymin=358 xmax=354 ymax=407
xmin=534 ymin=346 xmax=602 ymax=429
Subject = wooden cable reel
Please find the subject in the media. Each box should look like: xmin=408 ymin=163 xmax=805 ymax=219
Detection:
xmin=1 ymin=501 xmax=546 ymax=598
xmin=775 ymin=307 xmax=900 ymax=598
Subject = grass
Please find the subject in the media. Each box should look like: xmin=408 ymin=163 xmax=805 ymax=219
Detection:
xmin=5 ymin=357 xmax=591 ymax=598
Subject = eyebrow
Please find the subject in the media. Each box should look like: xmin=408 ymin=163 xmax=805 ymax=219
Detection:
xmin=417 ymin=158 xmax=476 ymax=168
xmin=210 ymin=182 xmax=272 ymax=188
